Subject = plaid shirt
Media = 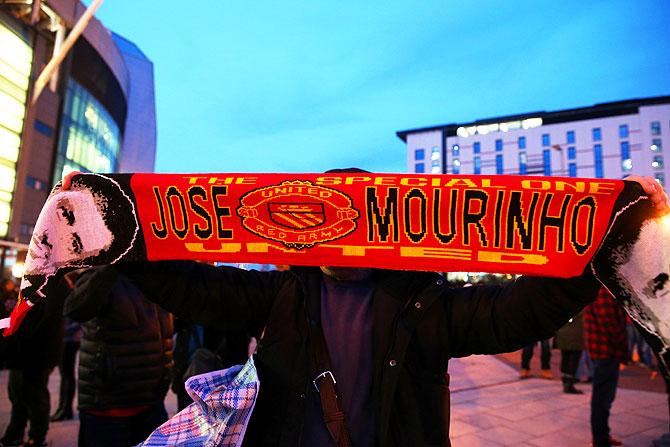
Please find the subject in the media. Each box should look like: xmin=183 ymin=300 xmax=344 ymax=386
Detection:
xmin=583 ymin=287 xmax=629 ymax=362
xmin=138 ymin=357 xmax=259 ymax=447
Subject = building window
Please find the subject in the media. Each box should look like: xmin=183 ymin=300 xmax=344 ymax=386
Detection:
xmin=34 ymin=119 xmax=54 ymax=137
xmin=619 ymin=124 xmax=629 ymax=138
xmin=496 ymin=154 xmax=503 ymax=174
xmin=566 ymin=130 xmax=575 ymax=144
xmin=542 ymin=134 xmax=550 ymax=147
xmin=651 ymin=121 xmax=661 ymax=135
xmin=655 ymin=173 xmax=666 ymax=187
xmin=567 ymin=146 xmax=576 ymax=160
xmin=26 ymin=176 xmax=48 ymax=192
xmin=473 ymin=142 xmax=480 ymax=154
xmin=452 ymin=144 xmax=460 ymax=157
xmin=543 ymin=149 xmax=551 ymax=176
xmin=652 ymin=155 xmax=664 ymax=169
xmin=569 ymin=162 xmax=577 ymax=177
xmin=518 ymin=152 xmax=527 ymax=175
xmin=415 ymin=148 xmax=425 ymax=160
xmin=651 ymin=139 xmax=662 ymax=152
xmin=414 ymin=163 xmax=425 ymax=173
xmin=592 ymin=127 xmax=602 ymax=141
xmin=431 ymin=166 xmax=441 ymax=174
xmin=620 ymin=141 xmax=632 ymax=172
xmin=594 ymin=144 xmax=603 ymax=178
xmin=452 ymin=159 xmax=461 ymax=174
xmin=474 ymin=156 xmax=481 ymax=174
xmin=518 ymin=136 xmax=526 ymax=149
xmin=495 ymin=139 xmax=503 ymax=152
xmin=431 ymin=146 xmax=441 ymax=160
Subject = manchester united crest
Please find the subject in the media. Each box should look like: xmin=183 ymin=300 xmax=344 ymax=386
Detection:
xmin=237 ymin=180 xmax=359 ymax=249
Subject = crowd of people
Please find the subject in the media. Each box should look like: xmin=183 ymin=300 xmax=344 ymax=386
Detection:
xmin=0 ymin=172 xmax=668 ymax=447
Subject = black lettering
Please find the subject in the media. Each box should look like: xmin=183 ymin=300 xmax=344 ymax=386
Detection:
xmin=433 ymin=189 xmax=457 ymax=244
xmin=462 ymin=190 xmax=488 ymax=246
xmin=506 ymin=191 xmax=539 ymax=250
xmin=188 ymin=186 xmax=213 ymax=239
xmin=494 ymin=190 xmax=504 ymax=248
xmin=538 ymin=193 xmax=571 ymax=252
xmin=366 ymin=187 xmax=399 ymax=242
xmin=166 ymin=186 xmax=189 ymax=239
xmin=150 ymin=187 xmax=168 ymax=239
xmin=212 ymin=185 xmax=233 ymax=239
xmin=570 ymin=196 xmax=596 ymax=255
xmin=404 ymin=188 xmax=427 ymax=243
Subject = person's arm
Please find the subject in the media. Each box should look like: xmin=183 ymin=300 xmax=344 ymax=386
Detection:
xmin=64 ymin=267 xmax=115 ymax=322
xmin=115 ymin=261 xmax=291 ymax=335
xmin=446 ymin=271 xmax=599 ymax=357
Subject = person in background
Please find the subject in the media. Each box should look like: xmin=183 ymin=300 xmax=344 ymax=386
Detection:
xmin=584 ymin=287 xmax=629 ymax=447
xmin=0 ymin=277 xmax=68 ymax=447
xmin=519 ymin=338 xmax=553 ymax=379
xmin=50 ymin=317 xmax=82 ymax=422
xmin=65 ymin=267 xmax=174 ymax=447
xmin=554 ymin=310 xmax=585 ymax=394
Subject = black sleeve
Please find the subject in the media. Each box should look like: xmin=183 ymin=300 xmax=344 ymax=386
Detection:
xmin=115 ymin=261 xmax=290 ymax=335
xmin=63 ymin=267 xmax=115 ymax=322
xmin=447 ymin=271 xmax=599 ymax=357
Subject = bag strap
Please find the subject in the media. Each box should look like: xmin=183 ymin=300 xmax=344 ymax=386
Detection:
xmin=306 ymin=280 xmax=353 ymax=447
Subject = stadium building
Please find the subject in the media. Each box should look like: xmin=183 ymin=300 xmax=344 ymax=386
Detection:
xmin=0 ymin=0 xmax=156 ymax=277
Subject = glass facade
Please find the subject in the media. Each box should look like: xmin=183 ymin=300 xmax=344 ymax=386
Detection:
xmin=0 ymin=16 xmax=33 ymax=238
xmin=53 ymin=79 xmax=122 ymax=182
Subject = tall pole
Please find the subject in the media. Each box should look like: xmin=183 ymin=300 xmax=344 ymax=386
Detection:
xmin=31 ymin=0 xmax=104 ymax=105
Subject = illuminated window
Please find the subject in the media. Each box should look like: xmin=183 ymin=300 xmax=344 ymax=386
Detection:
xmin=53 ymin=79 xmax=121 ymax=183
xmin=594 ymin=144 xmax=603 ymax=178
xmin=414 ymin=163 xmax=425 ymax=173
xmin=651 ymin=139 xmax=662 ymax=152
xmin=473 ymin=142 xmax=480 ymax=154
xmin=655 ymin=173 xmax=666 ymax=187
xmin=567 ymin=146 xmax=576 ymax=160
xmin=569 ymin=163 xmax=577 ymax=177
xmin=518 ymin=136 xmax=526 ymax=149
xmin=542 ymin=134 xmax=550 ymax=147
xmin=518 ymin=152 xmax=527 ymax=175
xmin=496 ymin=154 xmax=503 ymax=174
xmin=452 ymin=159 xmax=460 ymax=174
xmin=619 ymin=124 xmax=629 ymax=138
xmin=592 ymin=128 xmax=601 ymax=141
xmin=452 ymin=144 xmax=460 ymax=157
xmin=652 ymin=155 xmax=664 ymax=169
xmin=0 ymin=17 xmax=33 ymax=237
xmin=495 ymin=139 xmax=503 ymax=151
xmin=543 ymin=149 xmax=551 ymax=176
xmin=415 ymin=148 xmax=425 ymax=160
xmin=431 ymin=166 xmax=441 ymax=174
xmin=566 ymin=130 xmax=575 ymax=144
xmin=620 ymin=141 xmax=630 ymax=160
xmin=651 ymin=121 xmax=661 ymax=136
xmin=474 ymin=156 xmax=481 ymax=174
xmin=431 ymin=146 xmax=440 ymax=160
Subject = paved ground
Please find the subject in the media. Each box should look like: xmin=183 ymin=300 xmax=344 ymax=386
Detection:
xmin=1 ymin=351 xmax=667 ymax=446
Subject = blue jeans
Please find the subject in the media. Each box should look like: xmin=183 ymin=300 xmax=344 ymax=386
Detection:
xmin=521 ymin=339 xmax=551 ymax=370
xmin=591 ymin=358 xmax=620 ymax=446
xmin=78 ymin=400 xmax=167 ymax=447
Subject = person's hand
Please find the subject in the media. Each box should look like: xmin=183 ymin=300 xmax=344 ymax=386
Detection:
xmin=61 ymin=170 xmax=82 ymax=190
xmin=625 ymin=175 xmax=670 ymax=211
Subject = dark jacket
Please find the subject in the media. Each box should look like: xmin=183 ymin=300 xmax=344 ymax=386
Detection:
xmin=65 ymin=267 xmax=174 ymax=410
xmin=118 ymin=261 xmax=599 ymax=447
xmin=554 ymin=310 xmax=584 ymax=351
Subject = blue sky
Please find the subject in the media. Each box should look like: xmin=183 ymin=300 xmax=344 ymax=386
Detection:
xmin=91 ymin=0 xmax=670 ymax=174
